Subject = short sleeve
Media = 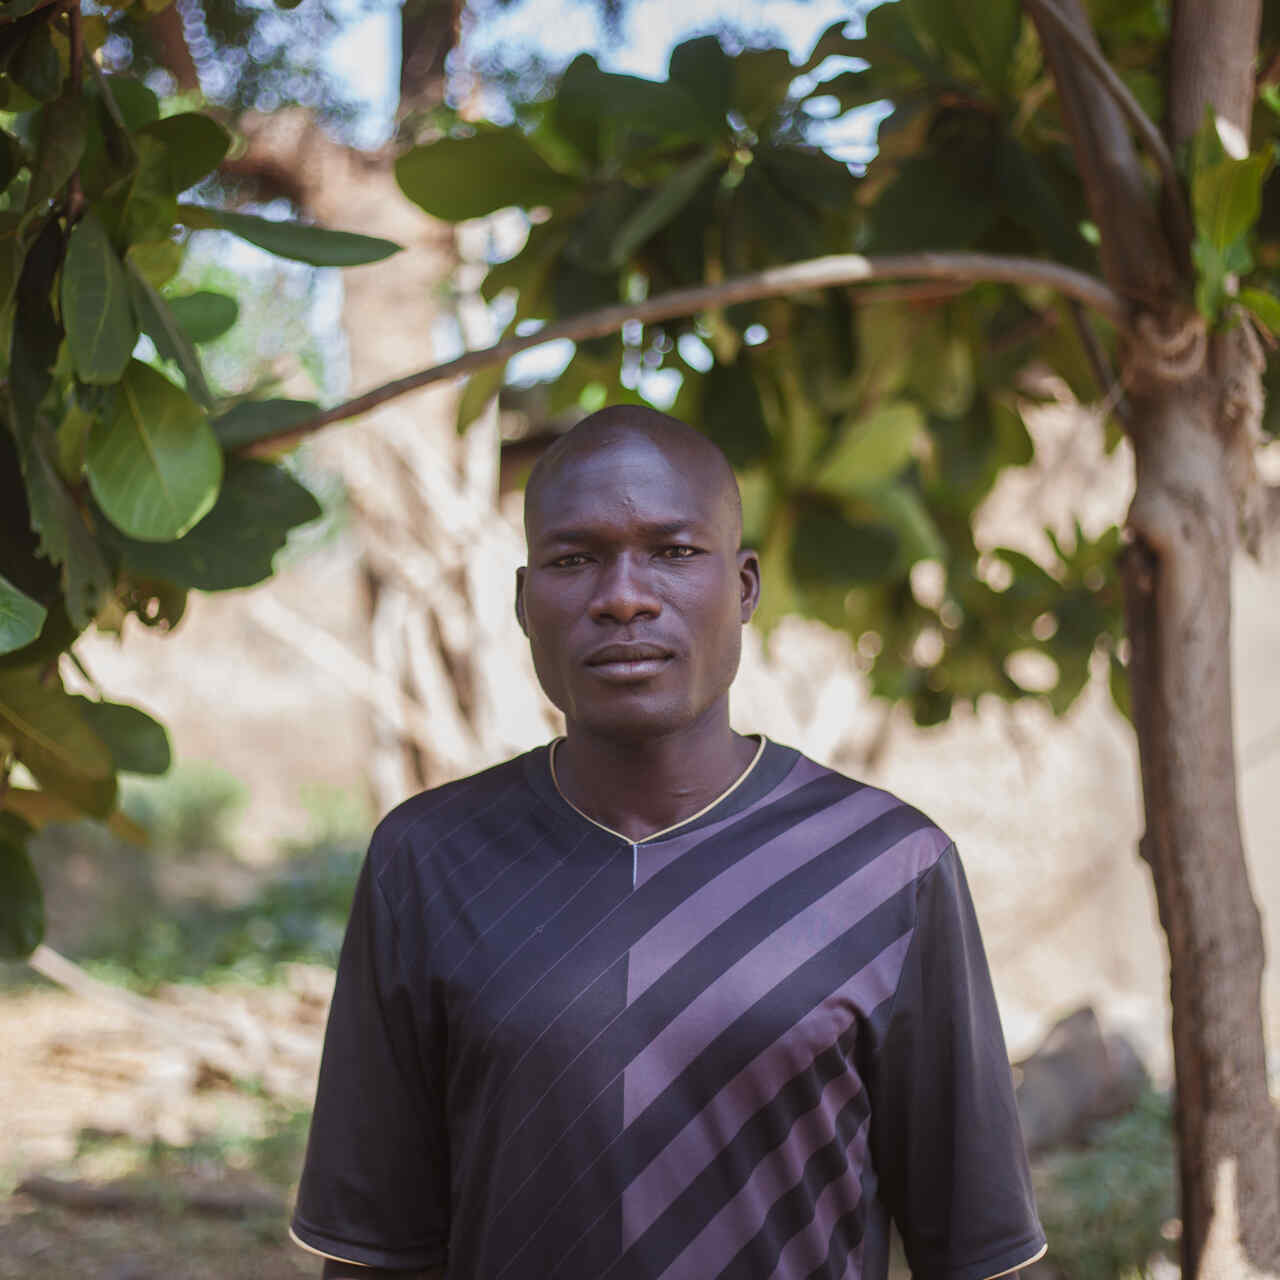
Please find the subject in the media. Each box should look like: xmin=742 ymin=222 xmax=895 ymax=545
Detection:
xmin=291 ymin=849 xmax=450 ymax=1271
xmin=868 ymin=844 xmax=1046 ymax=1280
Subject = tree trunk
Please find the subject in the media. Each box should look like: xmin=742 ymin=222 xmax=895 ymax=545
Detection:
xmin=1119 ymin=3 xmax=1280 ymax=1273
xmin=1121 ymin=340 xmax=1280 ymax=1275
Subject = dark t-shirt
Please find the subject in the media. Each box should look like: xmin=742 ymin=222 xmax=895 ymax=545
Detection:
xmin=291 ymin=739 xmax=1045 ymax=1279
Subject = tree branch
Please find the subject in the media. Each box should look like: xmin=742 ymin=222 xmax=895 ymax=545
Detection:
xmin=240 ymin=251 xmax=1127 ymax=456
xmin=64 ymin=0 xmax=85 ymax=223
xmin=1069 ymin=297 xmax=1131 ymax=422
xmin=1025 ymin=0 xmax=1179 ymax=193
xmin=1024 ymin=0 xmax=1188 ymax=300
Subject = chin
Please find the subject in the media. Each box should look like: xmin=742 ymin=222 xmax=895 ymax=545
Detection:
xmin=571 ymin=695 xmax=699 ymax=744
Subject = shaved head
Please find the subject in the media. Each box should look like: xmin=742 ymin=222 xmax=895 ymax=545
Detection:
xmin=516 ymin=402 xmax=760 ymax=744
xmin=524 ymin=406 xmax=742 ymax=545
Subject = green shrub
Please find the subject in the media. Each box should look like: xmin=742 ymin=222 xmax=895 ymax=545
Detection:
xmin=80 ymin=838 xmax=363 ymax=988
xmin=121 ymin=763 xmax=249 ymax=856
xmin=1033 ymin=1089 xmax=1177 ymax=1279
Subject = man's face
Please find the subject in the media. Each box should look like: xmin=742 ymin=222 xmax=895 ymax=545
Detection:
xmin=517 ymin=433 xmax=759 ymax=743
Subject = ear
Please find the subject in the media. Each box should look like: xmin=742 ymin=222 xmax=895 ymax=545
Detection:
xmin=737 ymin=549 xmax=761 ymax=623
xmin=515 ymin=566 xmax=529 ymax=636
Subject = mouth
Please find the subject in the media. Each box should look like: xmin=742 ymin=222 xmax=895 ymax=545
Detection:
xmin=585 ymin=643 xmax=674 ymax=682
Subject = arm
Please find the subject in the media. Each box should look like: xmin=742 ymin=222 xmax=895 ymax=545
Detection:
xmin=869 ymin=844 xmax=1046 ymax=1280
xmin=292 ymin=850 xmax=450 ymax=1274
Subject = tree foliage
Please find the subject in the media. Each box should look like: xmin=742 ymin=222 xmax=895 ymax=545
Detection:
xmin=0 ymin=0 xmax=401 ymax=957
xmin=392 ymin=2 xmax=1278 ymax=731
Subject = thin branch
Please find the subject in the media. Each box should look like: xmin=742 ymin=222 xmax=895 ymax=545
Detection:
xmin=64 ymin=0 xmax=85 ymax=222
xmin=241 ymin=251 xmax=1128 ymax=456
xmin=1068 ymin=297 xmax=1131 ymax=422
xmin=1024 ymin=0 xmax=1193 ymax=256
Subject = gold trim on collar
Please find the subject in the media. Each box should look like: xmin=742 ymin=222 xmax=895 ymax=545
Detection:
xmin=549 ymin=735 xmax=767 ymax=845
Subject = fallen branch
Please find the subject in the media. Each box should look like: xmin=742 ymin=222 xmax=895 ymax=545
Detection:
xmin=26 ymin=944 xmax=315 ymax=1093
xmin=15 ymin=1174 xmax=285 ymax=1219
xmin=240 ymin=251 xmax=1128 ymax=457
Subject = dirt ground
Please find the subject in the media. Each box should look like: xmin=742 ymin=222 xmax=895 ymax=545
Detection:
xmin=0 ymin=979 xmax=328 ymax=1280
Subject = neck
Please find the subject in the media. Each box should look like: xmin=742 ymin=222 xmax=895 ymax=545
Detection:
xmin=555 ymin=706 xmax=758 ymax=842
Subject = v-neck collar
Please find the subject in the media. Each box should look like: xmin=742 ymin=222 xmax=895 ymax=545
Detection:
xmin=522 ymin=735 xmax=800 ymax=847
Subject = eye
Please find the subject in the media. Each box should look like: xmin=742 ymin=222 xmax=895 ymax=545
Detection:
xmin=550 ymin=552 xmax=590 ymax=568
xmin=661 ymin=545 xmax=700 ymax=559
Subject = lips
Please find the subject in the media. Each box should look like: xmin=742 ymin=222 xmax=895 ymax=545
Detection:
xmin=585 ymin=642 xmax=674 ymax=681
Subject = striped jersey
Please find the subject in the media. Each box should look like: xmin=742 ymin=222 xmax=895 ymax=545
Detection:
xmin=292 ymin=737 xmax=1045 ymax=1279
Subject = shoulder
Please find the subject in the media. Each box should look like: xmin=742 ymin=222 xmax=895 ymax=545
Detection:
xmin=774 ymin=743 xmax=955 ymax=889
xmin=364 ymin=748 xmax=547 ymax=886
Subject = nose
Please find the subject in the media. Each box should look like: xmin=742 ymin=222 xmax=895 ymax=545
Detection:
xmin=589 ymin=552 xmax=661 ymax=625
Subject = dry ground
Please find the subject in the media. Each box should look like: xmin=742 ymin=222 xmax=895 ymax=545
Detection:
xmin=0 ymin=978 xmax=328 ymax=1280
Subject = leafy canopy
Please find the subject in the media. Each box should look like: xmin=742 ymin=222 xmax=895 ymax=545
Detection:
xmin=0 ymin=0 xmax=400 ymax=957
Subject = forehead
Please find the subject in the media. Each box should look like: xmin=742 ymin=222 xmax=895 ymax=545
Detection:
xmin=526 ymin=435 xmax=730 ymax=539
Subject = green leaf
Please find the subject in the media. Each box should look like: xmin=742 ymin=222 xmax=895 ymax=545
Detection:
xmin=193 ymin=207 xmax=402 ymax=267
xmin=608 ymin=150 xmax=722 ymax=267
xmin=395 ymin=130 xmax=580 ymax=222
xmin=0 ymin=572 xmax=47 ymax=654
xmin=869 ymin=482 xmax=947 ymax=563
xmin=0 ymin=127 xmax=25 ymax=194
xmin=17 ymin=433 xmax=114 ymax=629
xmin=136 ymin=112 xmax=231 ymax=193
xmin=756 ymin=146 xmax=858 ymax=214
xmin=993 ymin=134 xmax=1086 ymax=264
xmin=1190 ymin=113 xmax=1273 ymax=252
xmin=126 ymin=237 xmax=184 ymax=287
xmin=86 ymin=359 xmax=222 ymax=541
xmin=815 ymin=401 xmax=924 ymax=496
xmin=1109 ymin=652 xmax=1132 ymax=722
xmin=791 ymin=504 xmax=900 ymax=586
xmin=1239 ymin=287 xmax=1280 ymax=334
xmin=702 ymin=358 xmax=772 ymax=468
xmin=100 ymin=134 xmax=178 ymax=245
xmin=2 ymin=787 xmax=148 ymax=845
xmin=10 ymin=15 xmax=61 ymax=103
xmin=165 ymin=290 xmax=239 ymax=343
xmin=869 ymin=153 xmax=995 ymax=252
xmin=0 ymin=665 xmax=116 ymax=817
xmin=457 ymin=358 xmax=507 ymax=433
xmin=9 ymin=217 xmax=63 ymax=439
xmin=71 ymin=697 xmax=171 ymax=775
xmin=125 ymin=263 xmax=213 ymax=406
xmin=732 ymin=47 xmax=799 ymax=125
xmin=0 ymin=0 xmax=57 ymax=19
xmin=0 ymin=210 xmax=23 ymax=314
xmin=911 ymin=0 xmax=1022 ymax=95
xmin=102 ymin=75 xmax=159 ymax=131
xmin=23 ymin=95 xmax=87 ymax=223
xmin=555 ymin=54 xmax=719 ymax=152
xmin=668 ymin=35 xmax=732 ymax=127
xmin=209 ymin=397 xmax=319 ymax=450
xmin=0 ymin=813 xmax=43 ymax=958
xmin=61 ymin=211 xmax=139 ymax=385
xmin=112 ymin=458 xmax=322 ymax=591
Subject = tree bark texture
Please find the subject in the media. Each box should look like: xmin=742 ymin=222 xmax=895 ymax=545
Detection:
xmin=1029 ymin=0 xmax=1180 ymax=307
xmin=1121 ymin=351 xmax=1280 ymax=1276
xmin=1121 ymin=2 xmax=1280 ymax=1274
xmin=233 ymin=106 xmax=559 ymax=813
xmin=1168 ymin=0 xmax=1263 ymax=145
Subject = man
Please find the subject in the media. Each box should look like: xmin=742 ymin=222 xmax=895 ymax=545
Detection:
xmin=291 ymin=406 xmax=1046 ymax=1279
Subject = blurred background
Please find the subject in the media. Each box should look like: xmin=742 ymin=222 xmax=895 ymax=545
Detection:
xmin=1 ymin=0 xmax=1277 ymax=1277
